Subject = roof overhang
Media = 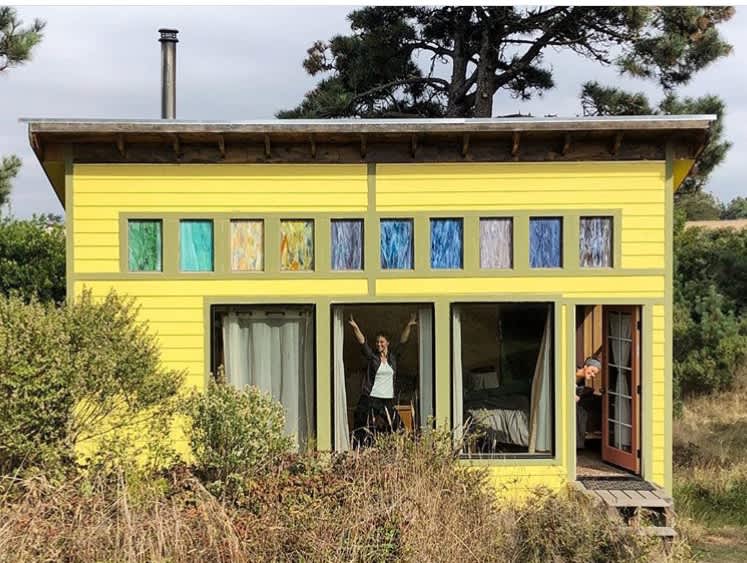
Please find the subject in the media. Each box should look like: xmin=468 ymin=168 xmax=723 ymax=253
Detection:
xmin=23 ymin=115 xmax=715 ymax=207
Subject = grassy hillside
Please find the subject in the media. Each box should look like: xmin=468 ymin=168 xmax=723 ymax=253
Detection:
xmin=674 ymin=369 xmax=747 ymax=562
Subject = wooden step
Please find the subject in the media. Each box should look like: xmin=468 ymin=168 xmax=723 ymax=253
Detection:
xmin=594 ymin=489 xmax=672 ymax=508
xmin=636 ymin=526 xmax=677 ymax=538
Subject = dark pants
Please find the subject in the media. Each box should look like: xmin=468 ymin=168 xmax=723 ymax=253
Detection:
xmin=352 ymin=395 xmax=403 ymax=448
xmin=576 ymin=386 xmax=601 ymax=449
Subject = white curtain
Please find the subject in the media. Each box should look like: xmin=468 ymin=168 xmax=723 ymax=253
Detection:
xmin=610 ymin=312 xmax=633 ymax=450
xmin=528 ymin=307 xmax=552 ymax=453
xmin=452 ymin=308 xmax=463 ymax=442
xmin=418 ymin=307 xmax=434 ymax=427
xmin=222 ymin=310 xmax=313 ymax=450
xmin=333 ymin=308 xmax=350 ymax=451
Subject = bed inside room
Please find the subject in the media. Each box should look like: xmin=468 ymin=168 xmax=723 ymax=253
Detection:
xmin=453 ymin=302 xmax=553 ymax=456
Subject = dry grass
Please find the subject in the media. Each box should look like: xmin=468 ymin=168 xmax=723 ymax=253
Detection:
xmin=674 ymin=368 xmax=747 ymax=561
xmin=0 ymin=432 xmax=660 ymax=563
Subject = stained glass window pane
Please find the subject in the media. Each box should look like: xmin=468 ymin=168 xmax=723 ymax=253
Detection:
xmin=580 ymin=217 xmax=613 ymax=268
xmin=180 ymin=220 xmax=214 ymax=272
xmin=280 ymin=220 xmax=314 ymax=271
xmin=231 ymin=220 xmax=264 ymax=271
xmin=480 ymin=218 xmax=512 ymax=269
xmin=128 ymin=220 xmax=162 ymax=272
xmin=529 ymin=218 xmax=562 ymax=268
xmin=380 ymin=219 xmax=413 ymax=269
xmin=430 ymin=218 xmax=463 ymax=269
xmin=331 ymin=220 xmax=363 ymax=270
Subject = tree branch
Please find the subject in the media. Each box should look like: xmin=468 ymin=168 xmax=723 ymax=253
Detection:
xmin=349 ymin=76 xmax=450 ymax=110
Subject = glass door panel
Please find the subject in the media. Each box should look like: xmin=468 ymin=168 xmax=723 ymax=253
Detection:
xmin=602 ymin=307 xmax=640 ymax=473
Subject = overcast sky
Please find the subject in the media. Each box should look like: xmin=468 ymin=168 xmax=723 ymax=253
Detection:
xmin=2 ymin=5 xmax=745 ymax=218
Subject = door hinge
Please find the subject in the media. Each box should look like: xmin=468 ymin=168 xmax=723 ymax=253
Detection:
xmin=636 ymin=320 xmax=642 ymax=331
xmin=637 ymin=449 xmax=641 ymax=459
xmin=637 ymin=384 xmax=642 ymax=395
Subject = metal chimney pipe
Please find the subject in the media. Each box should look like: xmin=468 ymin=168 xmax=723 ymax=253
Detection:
xmin=159 ymin=28 xmax=178 ymax=119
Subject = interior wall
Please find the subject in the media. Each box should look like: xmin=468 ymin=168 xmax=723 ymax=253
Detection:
xmin=458 ymin=303 xmax=547 ymax=382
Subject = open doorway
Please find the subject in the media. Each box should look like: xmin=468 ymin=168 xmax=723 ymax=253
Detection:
xmin=331 ymin=303 xmax=434 ymax=451
xmin=575 ymin=305 xmax=641 ymax=477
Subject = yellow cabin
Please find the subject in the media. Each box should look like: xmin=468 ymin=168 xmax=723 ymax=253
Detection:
xmin=27 ymin=114 xmax=711 ymax=498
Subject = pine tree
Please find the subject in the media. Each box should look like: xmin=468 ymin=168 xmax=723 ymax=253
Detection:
xmin=0 ymin=7 xmax=45 ymax=208
xmin=279 ymin=6 xmax=733 ymax=119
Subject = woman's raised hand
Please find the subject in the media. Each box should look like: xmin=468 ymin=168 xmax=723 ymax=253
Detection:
xmin=408 ymin=312 xmax=418 ymax=327
xmin=348 ymin=314 xmax=358 ymax=328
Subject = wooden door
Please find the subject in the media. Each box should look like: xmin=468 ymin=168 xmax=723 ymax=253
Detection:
xmin=602 ymin=306 xmax=641 ymax=474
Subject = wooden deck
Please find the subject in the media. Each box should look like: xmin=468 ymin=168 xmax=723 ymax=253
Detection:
xmin=572 ymin=480 xmax=677 ymax=541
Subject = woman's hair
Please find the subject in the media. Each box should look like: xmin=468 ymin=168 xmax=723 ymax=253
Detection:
xmin=375 ymin=332 xmax=390 ymax=343
xmin=584 ymin=357 xmax=602 ymax=370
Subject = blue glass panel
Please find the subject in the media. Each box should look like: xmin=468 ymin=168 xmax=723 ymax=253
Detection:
xmin=180 ymin=220 xmax=214 ymax=271
xmin=430 ymin=218 xmax=463 ymax=269
xmin=331 ymin=220 xmax=363 ymax=270
xmin=380 ymin=219 xmax=413 ymax=269
xmin=529 ymin=218 xmax=562 ymax=268
xmin=579 ymin=217 xmax=612 ymax=267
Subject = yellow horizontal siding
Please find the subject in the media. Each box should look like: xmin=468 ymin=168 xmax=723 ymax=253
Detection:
xmin=75 ymin=259 xmax=119 ymax=273
xmin=77 ymin=279 xmax=368 ymax=297
xmin=649 ymin=304 xmax=668 ymax=486
xmin=377 ymin=275 xmax=664 ymax=296
xmin=72 ymin=163 xmax=368 ymax=274
xmin=70 ymin=161 xmax=670 ymax=491
xmin=378 ymin=162 xmax=666 ymax=270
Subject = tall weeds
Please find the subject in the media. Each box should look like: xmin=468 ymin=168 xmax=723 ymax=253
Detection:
xmin=0 ymin=431 xmax=657 ymax=563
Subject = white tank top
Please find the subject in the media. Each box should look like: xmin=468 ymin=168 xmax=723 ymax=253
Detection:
xmin=370 ymin=360 xmax=394 ymax=399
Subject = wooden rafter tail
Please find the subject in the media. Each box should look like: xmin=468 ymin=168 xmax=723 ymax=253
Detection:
xmin=411 ymin=134 xmax=418 ymax=158
xmin=116 ymin=134 xmax=126 ymax=158
xmin=461 ymin=133 xmax=470 ymax=158
xmin=172 ymin=134 xmax=181 ymax=158
xmin=611 ymin=132 xmax=623 ymax=156
xmin=359 ymin=134 xmax=367 ymax=159
xmin=264 ymin=134 xmax=271 ymax=158
xmin=309 ymin=134 xmax=317 ymax=159
xmin=30 ymin=133 xmax=44 ymax=160
xmin=562 ymin=133 xmax=572 ymax=156
xmin=692 ymin=129 xmax=709 ymax=161
xmin=511 ymin=131 xmax=521 ymax=158
xmin=217 ymin=135 xmax=226 ymax=159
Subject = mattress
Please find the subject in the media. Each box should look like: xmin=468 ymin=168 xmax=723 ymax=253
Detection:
xmin=464 ymin=392 xmax=530 ymax=447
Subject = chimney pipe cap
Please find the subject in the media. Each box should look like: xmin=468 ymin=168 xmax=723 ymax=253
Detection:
xmin=158 ymin=28 xmax=179 ymax=43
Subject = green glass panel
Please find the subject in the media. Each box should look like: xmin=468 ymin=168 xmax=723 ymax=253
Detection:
xmin=180 ymin=220 xmax=214 ymax=272
xmin=128 ymin=220 xmax=162 ymax=272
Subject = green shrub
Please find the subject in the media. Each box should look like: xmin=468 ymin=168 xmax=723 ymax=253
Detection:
xmin=0 ymin=290 xmax=184 ymax=474
xmin=673 ymin=285 xmax=747 ymax=397
xmin=0 ymin=215 xmax=66 ymax=303
xmin=184 ymin=379 xmax=292 ymax=495
xmin=674 ymin=223 xmax=747 ymax=398
xmin=0 ymin=295 xmax=71 ymax=470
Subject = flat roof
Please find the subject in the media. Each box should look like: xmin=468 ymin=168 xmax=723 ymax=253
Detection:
xmin=25 ymin=115 xmax=714 ymax=207
xmin=22 ymin=114 xmax=716 ymax=134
